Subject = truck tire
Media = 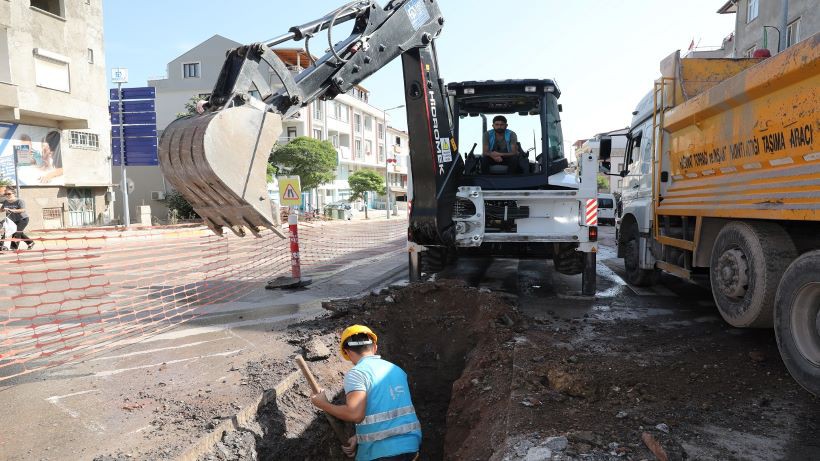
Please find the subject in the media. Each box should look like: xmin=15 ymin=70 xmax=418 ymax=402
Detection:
xmin=553 ymin=244 xmax=584 ymax=275
xmin=774 ymin=250 xmax=820 ymax=397
xmin=623 ymin=228 xmax=658 ymax=286
xmin=710 ymin=221 xmax=796 ymax=328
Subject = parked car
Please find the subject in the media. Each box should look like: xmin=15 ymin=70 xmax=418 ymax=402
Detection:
xmin=324 ymin=200 xmax=354 ymax=220
xmin=598 ymin=193 xmax=616 ymax=225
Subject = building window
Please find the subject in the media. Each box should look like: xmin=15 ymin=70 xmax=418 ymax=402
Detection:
xmin=746 ymin=0 xmax=758 ymax=23
xmin=330 ymin=134 xmax=339 ymax=148
xmin=67 ymin=188 xmax=96 ymax=227
xmin=787 ymin=18 xmax=800 ymax=48
xmin=182 ymin=62 xmax=200 ymax=79
xmin=365 ymin=140 xmax=372 ymax=158
xmin=34 ymin=50 xmax=70 ymax=92
xmin=69 ymin=131 xmax=100 ymax=150
xmin=377 ymin=123 xmax=384 ymax=140
xmin=364 ymin=116 xmax=373 ymax=131
xmin=616 ymin=180 xmax=623 ymax=189
xmin=87 ymin=48 xmax=94 ymax=64
xmin=354 ymin=140 xmax=362 ymax=159
xmin=354 ymin=114 xmax=362 ymax=133
xmin=30 ymin=0 xmax=64 ymax=17
xmin=333 ymin=102 xmax=349 ymax=122
xmin=395 ymin=136 xmax=401 ymax=146
xmin=312 ymin=128 xmax=323 ymax=140
xmin=313 ymin=102 xmax=322 ymax=120
xmin=286 ymin=126 xmax=297 ymax=142
xmin=378 ymin=145 xmax=385 ymax=163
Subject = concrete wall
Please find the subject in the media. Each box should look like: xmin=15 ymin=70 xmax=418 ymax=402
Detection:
xmin=0 ymin=0 xmax=113 ymax=229
xmin=732 ymin=0 xmax=818 ymax=56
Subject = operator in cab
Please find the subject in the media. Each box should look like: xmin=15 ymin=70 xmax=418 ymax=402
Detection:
xmin=482 ymin=115 xmax=519 ymax=173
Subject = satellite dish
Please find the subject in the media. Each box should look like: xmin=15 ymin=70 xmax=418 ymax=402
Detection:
xmin=127 ymin=177 xmax=135 ymax=194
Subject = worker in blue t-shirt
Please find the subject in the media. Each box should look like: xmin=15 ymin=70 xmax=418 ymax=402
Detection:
xmin=311 ymin=325 xmax=422 ymax=460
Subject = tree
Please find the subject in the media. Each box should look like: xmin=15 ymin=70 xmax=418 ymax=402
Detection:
xmin=348 ymin=169 xmax=385 ymax=220
xmin=165 ymin=190 xmax=199 ymax=222
xmin=270 ymin=137 xmax=338 ymax=191
xmin=596 ymin=175 xmax=610 ymax=192
xmin=175 ymin=94 xmax=204 ymax=119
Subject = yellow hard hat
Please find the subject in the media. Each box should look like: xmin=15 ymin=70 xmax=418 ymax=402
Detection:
xmin=339 ymin=325 xmax=378 ymax=361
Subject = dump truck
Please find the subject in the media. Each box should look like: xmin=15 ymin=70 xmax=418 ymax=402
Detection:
xmin=601 ymin=34 xmax=819 ymax=395
xmin=158 ymin=0 xmax=599 ymax=294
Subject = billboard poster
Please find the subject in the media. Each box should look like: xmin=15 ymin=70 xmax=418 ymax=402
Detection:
xmin=0 ymin=123 xmax=65 ymax=186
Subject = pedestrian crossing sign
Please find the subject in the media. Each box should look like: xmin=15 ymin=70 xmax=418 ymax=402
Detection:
xmin=277 ymin=176 xmax=302 ymax=206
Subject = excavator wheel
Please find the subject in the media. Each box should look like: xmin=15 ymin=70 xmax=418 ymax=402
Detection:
xmin=158 ymin=106 xmax=283 ymax=237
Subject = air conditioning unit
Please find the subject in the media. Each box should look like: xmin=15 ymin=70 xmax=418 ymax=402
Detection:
xmin=151 ymin=191 xmax=166 ymax=200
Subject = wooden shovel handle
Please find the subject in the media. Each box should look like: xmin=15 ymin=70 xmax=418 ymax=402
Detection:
xmin=295 ymin=355 xmax=321 ymax=393
xmin=294 ymin=355 xmax=349 ymax=444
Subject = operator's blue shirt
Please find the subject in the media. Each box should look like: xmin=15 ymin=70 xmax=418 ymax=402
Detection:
xmin=344 ymin=355 xmax=422 ymax=461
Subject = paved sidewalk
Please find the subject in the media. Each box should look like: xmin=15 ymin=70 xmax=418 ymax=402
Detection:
xmin=0 ymin=250 xmax=408 ymax=461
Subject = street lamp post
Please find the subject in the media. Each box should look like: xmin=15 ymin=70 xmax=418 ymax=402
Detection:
xmin=382 ymin=104 xmax=404 ymax=219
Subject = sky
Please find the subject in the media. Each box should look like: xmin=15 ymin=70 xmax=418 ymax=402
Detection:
xmin=103 ymin=0 xmax=735 ymax=157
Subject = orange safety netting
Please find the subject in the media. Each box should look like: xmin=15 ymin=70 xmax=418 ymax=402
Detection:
xmin=0 ymin=218 xmax=407 ymax=382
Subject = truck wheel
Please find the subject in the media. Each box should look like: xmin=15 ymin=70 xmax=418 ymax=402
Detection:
xmin=623 ymin=229 xmax=658 ymax=286
xmin=710 ymin=221 xmax=796 ymax=328
xmin=774 ymin=250 xmax=820 ymax=397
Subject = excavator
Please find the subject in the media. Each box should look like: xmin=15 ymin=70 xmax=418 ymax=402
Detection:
xmin=158 ymin=0 xmax=600 ymax=295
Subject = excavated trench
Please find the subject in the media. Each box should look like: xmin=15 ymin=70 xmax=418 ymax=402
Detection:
xmin=200 ymin=282 xmax=519 ymax=461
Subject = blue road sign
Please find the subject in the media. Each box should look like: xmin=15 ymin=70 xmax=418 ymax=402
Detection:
xmin=110 ymin=112 xmax=156 ymax=125
xmin=111 ymin=86 xmax=159 ymax=166
xmin=109 ymin=87 xmax=156 ymax=100
xmin=109 ymin=100 xmax=155 ymax=113
xmin=112 ymin=125 xmax=157 ymax=138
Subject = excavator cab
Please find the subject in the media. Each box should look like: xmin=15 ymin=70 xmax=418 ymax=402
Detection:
xmin=450 ymin=80 xmax=570 ymax=190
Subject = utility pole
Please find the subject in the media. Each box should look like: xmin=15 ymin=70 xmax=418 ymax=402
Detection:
xmin=382 ymin=105 xmax=404 ymax=219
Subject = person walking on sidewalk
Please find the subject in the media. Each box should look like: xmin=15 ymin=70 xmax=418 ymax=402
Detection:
xmin=1 ymin=190 xmax=34 ymax=250
xmin=311 ymin=325 xmax=422 ymax=460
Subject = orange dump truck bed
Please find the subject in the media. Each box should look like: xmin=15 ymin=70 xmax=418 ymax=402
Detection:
xmin=657 ymin=33 xmax=819 ymax=222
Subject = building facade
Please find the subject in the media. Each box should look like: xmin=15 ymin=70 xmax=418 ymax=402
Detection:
xmin=139 ymin=37 xmax=407 ymax=220
xmin=704 ymin=0 xmax=818 ymax=58
xmin=0 ymin=0 xmax=113 ymax=230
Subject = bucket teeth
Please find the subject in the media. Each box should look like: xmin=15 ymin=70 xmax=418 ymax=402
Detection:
xmin=158 ymin=107 xmax=283 ymax=237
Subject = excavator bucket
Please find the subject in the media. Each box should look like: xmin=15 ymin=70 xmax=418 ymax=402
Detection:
xmin=158 ymin=106 xmax=283 ymax=237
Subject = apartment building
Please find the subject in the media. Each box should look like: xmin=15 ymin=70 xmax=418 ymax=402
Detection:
xmin=0 ymin=0 xmax=113 ymax=229
xmin=136 ymin=36 xmax=405 ymax=219
xmin=691 ymin=0 xmax=817 ymax=58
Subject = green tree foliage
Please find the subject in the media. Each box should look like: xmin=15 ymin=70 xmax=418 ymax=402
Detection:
xmin=596 ymin=175 xmax=610 ymax=192
xmin=165 ymin=190 xmax=199 ymax=221
xmin=270 ymin=137 xmax=338 ymax=191
xmin=347 ymin=169 xmax=385 ymax=220
xmin=175 ymin=94 xmax=204 ymax=119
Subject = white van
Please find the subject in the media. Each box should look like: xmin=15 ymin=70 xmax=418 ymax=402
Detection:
xmin=598 ymin=193 xmax=616 ymax=225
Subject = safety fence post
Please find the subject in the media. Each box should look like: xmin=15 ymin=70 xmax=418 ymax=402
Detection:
xmin=267 ymin=207 xmax=312 ymax=289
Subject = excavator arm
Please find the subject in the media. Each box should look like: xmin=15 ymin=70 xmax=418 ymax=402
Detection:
xmin=159 ymin=0 xmax=460 ymax=243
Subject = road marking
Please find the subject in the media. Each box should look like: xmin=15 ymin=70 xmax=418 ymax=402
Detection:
xmin=88 ymin=338 xmax=228 ymax=361
xmin=45 ymin=389 xmax=107 ymax=433
xmin=93 ymin=349 xmax=244 ymax=377
xmin=46 ymin=389 xmax=101 ymax=403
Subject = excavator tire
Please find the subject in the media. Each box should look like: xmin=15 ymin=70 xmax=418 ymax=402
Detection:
xmin=421 ymin=246 xmax=448 ymax=276
xmin=553 ymin=243 xmax=584 ymax=275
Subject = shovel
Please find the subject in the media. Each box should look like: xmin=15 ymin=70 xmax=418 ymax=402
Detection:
xmin=295 ymin=355 xmax=349 ymax=444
